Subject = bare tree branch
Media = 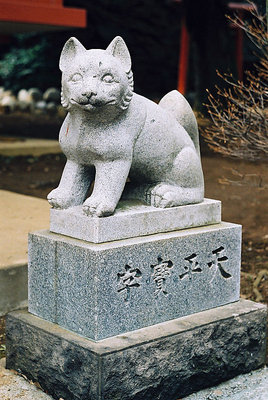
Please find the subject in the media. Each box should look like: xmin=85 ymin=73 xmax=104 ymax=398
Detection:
xmin=202 ymin=2 xmax=268 ymax=161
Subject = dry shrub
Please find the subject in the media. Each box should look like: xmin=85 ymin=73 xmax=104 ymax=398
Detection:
xmin=204 ymin=3 xmax=268 ymax=161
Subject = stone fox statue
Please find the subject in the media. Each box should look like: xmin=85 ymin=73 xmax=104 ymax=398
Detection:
xmin=47 ymin=36 xmax=204 ymax=217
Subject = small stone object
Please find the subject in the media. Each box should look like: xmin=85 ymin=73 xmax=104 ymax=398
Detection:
xmin=0 ymin=86 xmax=5 ymax=100
xmin=47 ymin=36 xmax=204 ymax=217
xmin=17 ymin=89 xmax=31 ymax=111
xmin=28 ymin=88 xmax=42 ymax=102
xmin=35 ymin=100 xmax=47 ymax=113
xmin=0 ymin=91 xmax=17 ymax=113
xmin=46 ymin=101 xmax=57 ymax=115
xmin=17 ymin=89 xmax=29 ymax=102
xmin=43 ymin=87 xmax=61 ymax=103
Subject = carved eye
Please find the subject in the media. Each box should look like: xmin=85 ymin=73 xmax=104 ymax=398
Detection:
xmin=70 ymin=73 xmax=82 ymax=83
xmin=102 ymin=74 xmax=114 ymax=83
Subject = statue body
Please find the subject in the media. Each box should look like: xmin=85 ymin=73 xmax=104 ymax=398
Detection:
xmin=48 ymin=36 xmax=204 ymax=217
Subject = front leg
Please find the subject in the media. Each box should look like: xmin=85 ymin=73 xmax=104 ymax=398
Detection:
xmin=47 ymin=159 xmax=93 ymax=209
xmin=83 ymin=159 xmax=131 ymax=217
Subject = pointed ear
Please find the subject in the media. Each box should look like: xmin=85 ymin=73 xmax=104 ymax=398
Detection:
xmin=106 ymin=36 xmax=131 ymax=72
xmin=59 ymin=37 xmax=86 ymax=71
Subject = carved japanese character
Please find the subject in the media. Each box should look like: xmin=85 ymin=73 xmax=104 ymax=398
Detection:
xmin=151 ymin=257 xmax=173 ymax=297
xmin=179 ymin=253 xmax=202 ymax=280
xmin=207 ymin=246 xmax=231 ymax=281
xmin=117 ymin=264 xmax=142 ymax=301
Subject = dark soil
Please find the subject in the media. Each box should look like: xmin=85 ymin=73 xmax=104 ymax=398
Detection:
xmin=0 ymin=112 xmax=62 ymax=140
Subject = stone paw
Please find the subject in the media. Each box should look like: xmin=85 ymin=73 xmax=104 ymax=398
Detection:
xmin=149 ymin=184 xmax=180 ymax=208
xmin=83 ymin=197 xmax=116 ymax=217
xmin=47 ymin=188 xmax=74 ymax=209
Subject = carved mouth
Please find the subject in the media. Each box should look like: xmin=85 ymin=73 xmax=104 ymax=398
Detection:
xmin=71 ymin=98 xmax=92 ymax=106
xmin=71 ymin=98 xmax=115 ymax=108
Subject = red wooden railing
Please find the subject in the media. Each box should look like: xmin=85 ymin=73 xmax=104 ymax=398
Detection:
xmin=174 ymin=1 xmax=256 ymax=94
xmin=0 ymin=0 xmax=86 ymax=28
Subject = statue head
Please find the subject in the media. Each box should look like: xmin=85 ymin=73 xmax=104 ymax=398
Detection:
xmin=60 ymin=36 xmax=134 ymax=114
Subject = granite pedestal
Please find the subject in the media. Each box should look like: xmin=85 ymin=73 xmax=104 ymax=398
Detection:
xmin=6 ymin=200 xmax=267 ymax=399
xmin=6 ymin=300 xmax=267 ymax=400
xmin=29 ymin=222 xmax=241 ymax=340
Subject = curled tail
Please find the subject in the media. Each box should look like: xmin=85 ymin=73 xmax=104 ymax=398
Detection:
xmin=159 ymin=90 xmax=200 ymax=156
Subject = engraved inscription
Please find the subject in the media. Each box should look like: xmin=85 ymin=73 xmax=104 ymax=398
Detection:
xmin=117 ymin=264 xmax=142 ymax=301
xmin=151 ymin=257 xmax=173 ymax=297
xmin=207 ymin=246 xmax=231 ymax=283
xmin=179 ymin=253 xmax=202 ymax=280
xmin=117 ymin=245 xmax=231 ymax=303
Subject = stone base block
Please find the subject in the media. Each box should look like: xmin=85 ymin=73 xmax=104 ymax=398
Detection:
xmin=6 ymin=300 xmax=267 ymax=400
xmin=29 ymin=222 xmax=241 ymax=340
xmin=50 ymin=198 xmax=221 ymax=243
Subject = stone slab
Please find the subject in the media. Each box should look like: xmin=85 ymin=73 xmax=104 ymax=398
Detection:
xmin=6 ymin=300 xmax=267 ymax=400
xmin=0 ymin=264 xmax=28 ymax=317
xmin=0 ymin=138 xmax=61 ymax=157
xmin=50 ymin=198 xmax=221 ymax=243
xmin=0 ymin=190 xmax=49 ymax=315
xmin=28 ymin=222 xmax=241 ymax=340
xmin=0 ymin=190 xmax=50 ymax=268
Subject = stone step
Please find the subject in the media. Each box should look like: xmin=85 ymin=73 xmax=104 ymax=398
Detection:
xmin=0 ymin=138 xmax=61 ymax=157
xmin=0 ymin=190 xmax=50 ymax=315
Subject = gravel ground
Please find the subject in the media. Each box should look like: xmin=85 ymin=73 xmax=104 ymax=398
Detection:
xmin=184 ymin=367 xmax=268 ymax=400
xmin=0 ymin=359 xmax=53 ymax=400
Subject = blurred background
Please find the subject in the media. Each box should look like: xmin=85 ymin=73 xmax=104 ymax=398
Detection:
xmin=0 ymin=0 xmax=266 ymax=116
